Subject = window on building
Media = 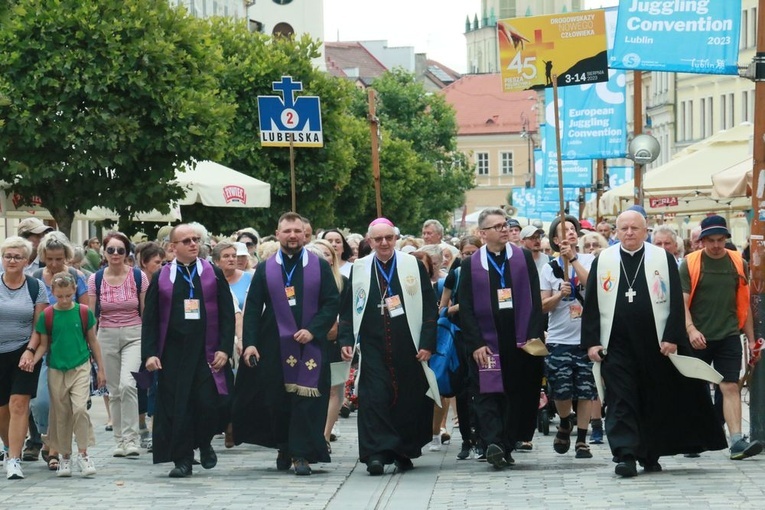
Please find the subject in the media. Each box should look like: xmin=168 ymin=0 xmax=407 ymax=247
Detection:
xmin=476 ymin=152 xmax=489 ymax=175
xmin=728 ymin=93 xmax=735 ymax=128
xmin=500 ymin=152 xmax=514 ymax=175
xmin=680 ymin=102 xmax=687 ymax=141
xmin=742 ymin=9 xmax=749 ymax=49
xmin=688 ymin=100 xmax=694 ymax=140
xmin=743 ymin=91 xmax=751 ymax=123
xmin=700 ymin=98 xmax=707 ymax=138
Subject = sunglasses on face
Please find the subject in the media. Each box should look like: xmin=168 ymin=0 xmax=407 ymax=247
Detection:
xmin=106 ymin=246 xmax=126 ymax=255
xmin=584 ymin=242 xmax=601 ymax=248
xmin=371 ymin=235 xmax=395 ymax=244
xmin=175 ymin=236 xmax=201 ymax=246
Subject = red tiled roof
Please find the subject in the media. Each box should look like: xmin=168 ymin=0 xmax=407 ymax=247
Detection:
xmin=324 ymin=42 xmax=388 ymax=80
xmin=440 ymin=74 xmax=539 ymax=136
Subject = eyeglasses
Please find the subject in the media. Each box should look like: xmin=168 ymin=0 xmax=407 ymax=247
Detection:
xmin=481 ymin=223 xmax=509 ymax=232
xmin=3 ymin=254 xmax=25 ymax=262
xmin=524 ymin=234 xmax=542 ymax=240
xmin=371 ymin=235 xmax=395 ymax=244
xmin=106 ymin=246 xmax=126 ymax=255
xmin=175 ymin=236 xmax=201 ymax=246
xmin=584 ymin=242 xmax=601 ymax=248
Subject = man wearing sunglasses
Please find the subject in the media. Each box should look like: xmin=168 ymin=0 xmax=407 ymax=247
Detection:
xmin=234 ymin=212 xmax=339 ymax=477
xmin=338 ymin=217 xmax=438 ymax=476
xmin=457 ymin=208 xmax=545 ymax=469
xmin=141 ymin=224 xmax=235 ymax=478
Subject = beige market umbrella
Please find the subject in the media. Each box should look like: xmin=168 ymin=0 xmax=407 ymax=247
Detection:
xmin=711 ymin=157 xmax=753 ymax=198
xmin=174 ymin=160 xmax=270 ymax=208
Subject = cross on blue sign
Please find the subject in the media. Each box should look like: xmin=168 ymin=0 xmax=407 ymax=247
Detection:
xmin=258 ymin=76 xmax=323 ymax=148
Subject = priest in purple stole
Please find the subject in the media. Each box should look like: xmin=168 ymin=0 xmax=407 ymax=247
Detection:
xmin=338 ymin=218 xmax=438 ymax=476
xmin=232 ymin=213 xmax=339 ymax=476
xmin=142 ymin=224 xmax=235 ymax=478
xmin=458 ymin=208 xmax=545 ymax=469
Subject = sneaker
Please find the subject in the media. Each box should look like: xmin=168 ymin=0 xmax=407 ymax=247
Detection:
xmin=56 ymin=456 xmax=72 ymax=477
xmin=590 ymin=427 xmax=604 ymax=445
xmin=730 ymin=437 xmax=764 ymax=460
xmin=140 ymin=429 xmax=151 ymax=449
xmin=428 ymin=434 xmax=442 ymax=452
xmin=474 ymin=446 xmax=486 ymax=461
xmin=22 ymin=444 xmax=40 ymax=462
xmin=5 ymin=458 xmax=23 ymax=480
xmin=456 ymin=441 xmax=472 ymax=460
xmin=113 ymin=442 xmax=126 ymax=458
xmin=124 ymin=441 xmax=140 ymax=457
xmin=75 ymin=454 xmax=96 ymax=476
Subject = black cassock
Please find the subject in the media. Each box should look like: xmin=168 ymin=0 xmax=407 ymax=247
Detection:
xmin=338 ymin=258 xmax=437 ymax=465
xmin=141 ymin=262 xmax=235 ymax=465
xmin=581 ymin=246 xmax=727 ymax=463
xmin=458 ymin=248 xmax=545 ymax=454
xmin=231 ymin=253 xmax=339 ymax=463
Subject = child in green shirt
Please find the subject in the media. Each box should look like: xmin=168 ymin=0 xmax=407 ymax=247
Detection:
xmin=35 ymin=272 xmax=105 ymax=477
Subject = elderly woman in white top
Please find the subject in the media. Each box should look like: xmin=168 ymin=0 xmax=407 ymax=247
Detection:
xmin=0 ymin=236 xmax=49 ymax=480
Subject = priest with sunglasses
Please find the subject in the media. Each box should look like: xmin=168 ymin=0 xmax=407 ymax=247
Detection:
xmin=141 ymin=224 xmax=235 ymax=478
xmin=338 ymin=217 xmax=439 ymax=476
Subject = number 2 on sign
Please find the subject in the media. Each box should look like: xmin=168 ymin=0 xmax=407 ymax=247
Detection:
xmin=507 ymin=52 xmax=537 ymax=80
xmin=281 ymin=108 xmax=299 ymax=128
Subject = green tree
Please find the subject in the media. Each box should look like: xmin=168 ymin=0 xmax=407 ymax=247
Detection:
xmin=0 ymin=0 xmax=235 ymax=236
xmin=180 ymin=21 xmax=360 ymax=236
xmin=337 ymin=70 xmax=474 ymax=234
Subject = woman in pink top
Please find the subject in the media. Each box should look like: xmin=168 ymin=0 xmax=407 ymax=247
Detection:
xmin=87 ymin=232 xmax=148 ymax=458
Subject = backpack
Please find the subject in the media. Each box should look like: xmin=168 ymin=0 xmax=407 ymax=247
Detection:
xmin=429 ymin=278 xmax=460 ymax=397
xmin=94 ymin=267 xmax=143 ymax=319
xmin=43 ymin=303 xmax=90 ymax=340
xmin=26 ymin=276 xmax=40 ymax=304
xmin=548 ymin=259 xmax=584 ymax=305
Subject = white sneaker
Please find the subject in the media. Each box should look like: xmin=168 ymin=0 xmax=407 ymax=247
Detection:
xmin=429 ymin=435 xmax=442 ymax=452
xmin=56 ymin=456 xmax=72 ymax=477
xmin=75 ymin=454 xmax=96 ymax=476
xmin=5 ymin=458 xmax=23 ymax=480
xmin=124 ymin=441 xmax=140 ymax=457
xmin=331 ymin=424 xmax=340 ymax=440
xmin=113 ymin=442 xmax=126 ymax=458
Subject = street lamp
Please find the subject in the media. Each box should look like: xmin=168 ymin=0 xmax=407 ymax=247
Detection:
xmin=520 ymin=112 xmax=535 ymax=188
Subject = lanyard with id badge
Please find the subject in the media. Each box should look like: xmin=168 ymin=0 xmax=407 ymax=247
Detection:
xmin=376 ymin=257 xmax=405 ymax=317
xmin=179 ymin=265 xmax=201 ymax=320
xmin=487 ymin=255 xmax=513 ymax=310
xmin=283 ymin=251 xmax=302 ymax=307
xmin=558 ymin=257 xmax=582 ymax=320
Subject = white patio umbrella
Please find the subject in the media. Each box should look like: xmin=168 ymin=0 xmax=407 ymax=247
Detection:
xmin=174 ymin=160 xmax=270 ymax=208
xmin=711 ymin=157 xmax=753 ymax=198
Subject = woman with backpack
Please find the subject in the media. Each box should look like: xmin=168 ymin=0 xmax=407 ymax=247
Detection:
xmin=0 ymin=236 xmax=49 ymax=480
xmin=87 ymin=231 xmax=149 ymax=459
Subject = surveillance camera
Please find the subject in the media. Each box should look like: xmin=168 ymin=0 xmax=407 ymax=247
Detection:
xmin=628 ymin=134 xmax=660 ymax=165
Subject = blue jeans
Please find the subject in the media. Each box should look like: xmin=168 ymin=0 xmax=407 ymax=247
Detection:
xmin=30 ymin=359 xmax=50 ymax=436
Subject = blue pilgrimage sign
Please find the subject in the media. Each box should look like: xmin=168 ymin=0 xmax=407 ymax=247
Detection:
xmin=258 ymin=76 xmax=324 ymax=148
xmin=610 ymin=0 xmax=741 ymax=75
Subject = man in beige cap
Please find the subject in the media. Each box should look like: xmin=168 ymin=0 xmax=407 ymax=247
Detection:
xmin=17 ymin=218 xmax=53 ymax=275
xmin=520 ymin=225 xmax=549 ymax=278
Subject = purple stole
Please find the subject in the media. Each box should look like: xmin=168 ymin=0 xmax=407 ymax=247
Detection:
xmin=265 ymin=251 xmax=322 ymax=397
xmin=470 ymin=244 xmax=533 ymax=393
xmin=157 ymin=259 xmax=227 ymax=395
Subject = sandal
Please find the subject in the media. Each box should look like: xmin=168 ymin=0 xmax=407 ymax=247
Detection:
xmin=575 ymin=442 xmax=592 ymax=459
xmin=47 ymin=456 xmax=59 ymax=471
xmin=553 ymin=422 xmax=572 ymax=454
xmin=326 ymin=441 xmax=332 ymax=454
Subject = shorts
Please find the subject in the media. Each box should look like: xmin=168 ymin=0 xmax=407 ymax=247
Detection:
xmin=545 ymin=344 xmax=597 ymax=401
xmin=0 ymin=344 xmax=42 ymax=406
xmin=691 ymin=334 xmax=743 ymax=383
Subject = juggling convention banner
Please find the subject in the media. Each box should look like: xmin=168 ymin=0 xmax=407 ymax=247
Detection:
xmin=541 ymin=118 xmax=593 ymax=188
xmin=608 ymin=166 xmax=634 ymax=189
xmin=610 ymin=0 xmax=742 ymax=75
xmin=550 ymin=69 xmax=628 ymax=160
xmin=498 ymin=10 xmax=609 ymax=92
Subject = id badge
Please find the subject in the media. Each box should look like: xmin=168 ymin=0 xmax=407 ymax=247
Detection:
xmin=184 ymin=299 xmax=201 ymax=320
xmin=497 ymin=288 xmax=513 ymax=309
xmin=569 ymin=303 xmax=583 ymax=320
xmin=385 ymin=295 xmax=405 ymax=317
xmin=285 ymin=286 xmax=297 ymax=307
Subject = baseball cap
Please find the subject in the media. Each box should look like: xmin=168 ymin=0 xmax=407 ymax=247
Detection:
xmin=506 ymin=218 xmax=521 ymax=230
xmin=520 ymin=225 xmax=544 ymax=239
xmin=579 ymin=219 xmax=594 ymax=231
xmin=698 ymin=215 xmax=730 ymax=240
xmin=233 ymin=242 xmax=250 ymax=257
xmin=17 ymin=218 xmax=53 ymax=238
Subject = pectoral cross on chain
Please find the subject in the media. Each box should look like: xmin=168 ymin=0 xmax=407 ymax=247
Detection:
xmin=625 ymin=288 xmax=637 ymax=303
xmin=377 ymin=299 xmax=387 ymax=315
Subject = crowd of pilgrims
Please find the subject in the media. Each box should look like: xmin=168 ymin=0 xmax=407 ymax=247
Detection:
xmin=0 ymin=210 xmax=755 ymax=481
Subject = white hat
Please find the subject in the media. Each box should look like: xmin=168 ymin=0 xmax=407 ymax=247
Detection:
xmin=233 ymin=242 xmax=249 ymax=257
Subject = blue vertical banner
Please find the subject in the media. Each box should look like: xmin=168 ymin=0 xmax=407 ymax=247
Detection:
xmin=541 ymin=120 xmax=593 ymax=188
xmin=552 ymin=69 xmax=628 ymax=160
xmin=610 ymin=0 xmax=741 ymax=75
xmin=607 ymin=166 xmax=634 ymax=189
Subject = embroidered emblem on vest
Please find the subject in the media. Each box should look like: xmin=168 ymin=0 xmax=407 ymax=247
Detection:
xmin=651 ymin=270 xmax=667 ymax=303
xmin=355 ymin=288 xmax=366 ymax=314
xmin=601 ymin=270 xmax=615 ymax=292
